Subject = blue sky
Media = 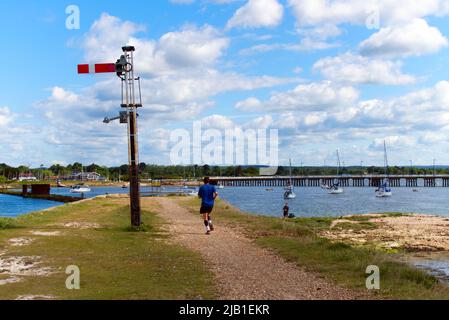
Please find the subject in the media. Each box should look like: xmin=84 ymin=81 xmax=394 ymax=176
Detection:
xmin=1 ymin=0 xmax=449 ymax=168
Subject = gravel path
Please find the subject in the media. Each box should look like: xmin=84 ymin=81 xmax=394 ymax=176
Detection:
xmin=155 ymin=198 xmax=366 ymax=300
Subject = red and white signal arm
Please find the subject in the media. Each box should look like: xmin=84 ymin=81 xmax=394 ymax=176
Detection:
xmin=77 ymin=63 xmax=116 ymax=74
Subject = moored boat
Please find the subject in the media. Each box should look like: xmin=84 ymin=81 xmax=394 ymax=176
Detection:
xmin=70 ymin=185 xmax=91 ymax=194
xmin=328 ymin=150 xmax=344 ymax=195
xmin=376 ymin=141 xmax=393 ymax=198
xmin=284 ymin=159 xmax=297 ymax=200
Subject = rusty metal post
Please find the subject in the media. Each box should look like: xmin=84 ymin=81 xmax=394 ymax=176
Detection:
xmin=122 ymin=46 xmax=141 ymax=227
xmin=128 ymin=109 xmax=141 ymax=227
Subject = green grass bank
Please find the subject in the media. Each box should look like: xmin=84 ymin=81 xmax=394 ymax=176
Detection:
xmin=0 ymin=197 xmax=216 ymax=300
xmin=179 ymin=197 xmax=449 ymax=300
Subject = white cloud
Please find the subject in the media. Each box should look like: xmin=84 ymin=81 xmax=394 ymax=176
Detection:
xmin=243 ymin=115 xmax=274 ymax=129
xmin=227 ymin=0 xmax=284 ymax=29
xmin=201 ymin=114 xmax=235 ymax=129
xmin=157 ymin=25 xmax=230 ymax=68
xmin=360 ymin=18 xmax=448 ymax=57
xmin=339 ymin=81 xmax=449 ymax=129
xmin=303 ymin=112 xmax=327 ymax=126
xmin=235 ymin=97 xmax=263 ymax=111
xmin=419 ymin=132 xmax=447 ymax=144
xmin=83 ymin=13 xmax=146 ymax=63
xmin=84 ymin=15 xmax=226 ymax=73
xmin=370 ymin=136 xmax=417 ymax=150
xmin=288 ymin=0 xmax=449 ymax=28
xmin=239 ymin=38 xmax=339 ymax=55
xmin=313 ymin=53 xmax=416 ymax=85
xmin=231 ymin=80 xmax=449 ymax=163
xmin=236 ymin=81 xmax=359 ymax=112
xmin=83 ymin=14 xmax=230 ymax=76
xmin=0 ymin=107 xmax=12 ymax=127
xmin=288 ymin=0 xmax=449 ymax=56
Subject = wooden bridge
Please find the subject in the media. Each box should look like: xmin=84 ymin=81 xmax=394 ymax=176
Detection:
xmin=212 ymin=175 xmax=449 ymax=188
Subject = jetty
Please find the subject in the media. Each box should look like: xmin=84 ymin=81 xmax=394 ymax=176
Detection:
xmin=211 ymin=175 xmax=449 ymax=188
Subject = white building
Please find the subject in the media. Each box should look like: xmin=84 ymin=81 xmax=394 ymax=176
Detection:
xmin=18 ymin=173 xmax=37 ymax=182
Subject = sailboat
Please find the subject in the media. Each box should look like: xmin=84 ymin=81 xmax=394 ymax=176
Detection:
xmin=217 ymin=168 xmax=225 ymax=189
xmin=284 ymin=159 xmax=297 ymax=199
xmin=329 ymin=150 xmax=344 ymax=194
xmin=376 ymin=141 xmax=392 ymax=198
xmin=320 ymin=160 xmax=331 ymax=189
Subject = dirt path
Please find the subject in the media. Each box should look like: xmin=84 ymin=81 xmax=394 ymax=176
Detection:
xmin=154 ymin=198 xmax=365 ymax=300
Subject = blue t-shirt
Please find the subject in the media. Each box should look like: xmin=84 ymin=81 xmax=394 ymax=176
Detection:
xmin=198 ymin=184 xmax=217 ymax=207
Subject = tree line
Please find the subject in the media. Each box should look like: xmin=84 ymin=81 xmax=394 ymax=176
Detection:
xmin=1 ymin=162 xmax=449 ymax=183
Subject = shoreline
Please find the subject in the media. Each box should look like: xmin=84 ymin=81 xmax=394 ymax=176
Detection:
xmin=321 ymin=213 xmax=449 ymax=252
xmin=1 ymin=196 xmax=449 ymax=299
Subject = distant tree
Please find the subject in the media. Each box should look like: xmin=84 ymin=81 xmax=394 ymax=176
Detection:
xmin=236 ymin=166 xmax=243 ymax=176
xmin=72 ymin=162 xmax=83 ymax=172
xmin=203 ymin=164 xmax=210 ymax=176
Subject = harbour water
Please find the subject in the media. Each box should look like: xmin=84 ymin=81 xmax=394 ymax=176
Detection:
xmin=3 ymin=185 xmax=449 ymax=218
xmin=218 ymin=187 xmax=449 ymax=218
xmin=0 ymin=186 xmax=192 ymax=218
xmin=0 ymin=194 xmax=61 ymax=218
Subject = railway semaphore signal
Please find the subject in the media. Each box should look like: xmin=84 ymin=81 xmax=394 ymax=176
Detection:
xmin=77 ymin=46 xmax=143 ymax=227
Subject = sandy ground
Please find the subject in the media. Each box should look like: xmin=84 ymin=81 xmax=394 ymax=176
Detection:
xmin=154 ymin=197 xmax=366 ymax=300
xmin=322 ymin=214 xmax=449 ymax=252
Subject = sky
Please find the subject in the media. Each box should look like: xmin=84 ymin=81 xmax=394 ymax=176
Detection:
xmin=1 ymin=0 xmax=449 ymax=168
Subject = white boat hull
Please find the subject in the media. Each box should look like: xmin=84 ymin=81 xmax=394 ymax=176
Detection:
xmin=284 ymin=193 xmax=297 ymax=199
xmin=376 ymin=191 xmax=392 ymax=198
xmin=184 ymin=188 xmax=198 ymax=196
xmin=71 ymin=188 xmax=91 ymax=194
xmin=329 ymin=188 xmax=344 ymax=194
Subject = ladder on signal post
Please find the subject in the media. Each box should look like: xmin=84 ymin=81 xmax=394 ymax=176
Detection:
xmin=77 ymin=46 xmax=143 ymax=227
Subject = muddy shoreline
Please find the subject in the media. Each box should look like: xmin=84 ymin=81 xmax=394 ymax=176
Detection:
xmin=321 ymin=213 xmax=449 ymax=283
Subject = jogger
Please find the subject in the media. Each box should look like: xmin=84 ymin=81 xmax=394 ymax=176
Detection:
xmin=198 ymin=177 xmax=218 ymax=235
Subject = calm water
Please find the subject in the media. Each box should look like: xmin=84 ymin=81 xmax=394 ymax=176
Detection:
xmin=1 ymin=186 xmax=190 ymax=218
xmin=218 ymin=187 xmax=449 ymax=218
xmin=0 ymin=194 xmax=61 ymax=218
xmin=3 ymin=185 xmax=449 ymax=218
xmin=50 ymin=186 xmax=190 ymax=198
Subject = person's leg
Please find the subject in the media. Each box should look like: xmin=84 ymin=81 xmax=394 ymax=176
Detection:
xmin=203 ymin=212 xmax=211 ymax=234
xmin=208 ymin=212 xmax=214 ymax=231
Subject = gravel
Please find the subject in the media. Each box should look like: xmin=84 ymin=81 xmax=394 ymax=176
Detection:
xmin=155 ymin=198 xmax=367 ymax=300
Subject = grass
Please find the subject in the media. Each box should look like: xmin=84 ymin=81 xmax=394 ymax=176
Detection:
xmin=178 ymin=197 xmax=449 ymax=300
xmin=0 ymin=197 xmax=217 ymax=300
xmin=343 ymin=212 xmax=410 ymax=222
xmin=0 ymin=218 xmax=17 ymax=230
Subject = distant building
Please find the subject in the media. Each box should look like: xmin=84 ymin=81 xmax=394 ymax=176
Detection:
xmin=18 ymin=173 xmax=37 ymax=182
xmin=69 ymin=172 xmax=105 ymax=181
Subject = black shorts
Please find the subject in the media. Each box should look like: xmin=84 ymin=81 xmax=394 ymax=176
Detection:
xmin=200 ymin=205 xmax=214 ymax=214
